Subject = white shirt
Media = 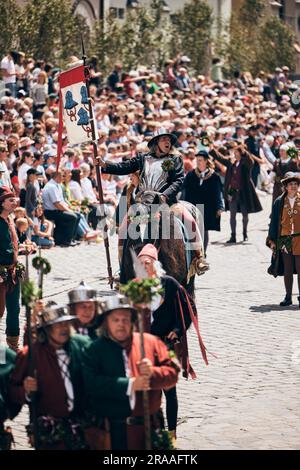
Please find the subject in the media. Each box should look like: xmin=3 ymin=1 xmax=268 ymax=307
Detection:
xmin=1 ymin=56 xmax=16 ymax=84
xmin=122 ymin=350 xmax=136 ymax=410
xmin=288 ymin=197 xmax=296 ymax=209
xmin=81 ymin=177 xmax=97 ymax=203
xmin=56 ymin=349 xmax=74 ymax=412
xmin=18 ymin=163 xmax=32 ymax=190
xmin=69 ymin=180 xmax=83 ymax=202
xmin=0 ymin=160 xmax=12 ymax=188
xmin=288 ymin=197 xmax=296 ymax=234
xmin=42 ymin=179 xmax=64 ymax=211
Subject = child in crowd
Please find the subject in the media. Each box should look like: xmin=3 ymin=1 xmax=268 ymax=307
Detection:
xmin=31 ymin=204 xmax=55 ymax=248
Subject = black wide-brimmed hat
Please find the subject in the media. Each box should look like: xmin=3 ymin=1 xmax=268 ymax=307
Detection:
xmin=281 ymin=172 xmax=300 ymax=185
xmin=147 ymin=131 xmax=177 ymax=149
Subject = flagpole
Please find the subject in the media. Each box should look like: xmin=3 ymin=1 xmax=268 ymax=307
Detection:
xmin=81 ymin=38 xmax=114 ymax=289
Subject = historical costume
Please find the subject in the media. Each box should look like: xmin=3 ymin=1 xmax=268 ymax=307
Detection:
xmin=268 ymin=172 xmax=300 ymax=306
xmin=272 ymin=146 xmax=299 ymax=203
xmin=0 ymin=186 xmax=22 ymax=351
xmin=83 ymin=295 xmax=179 ymax=450
xmin=68 ymin=281 xmax=99 ymax=340
xmin=137 ymin=244 xmax=208 ymax=440
xmin=9 ymin=303 xmax=91 ymax=449
xmin=182 ymin=151 xmax=224 ymax=252
xmin=101 ymin=132 xmax=205 ymax=275
xmin=211 ymin=146 xmax=262 ymax=243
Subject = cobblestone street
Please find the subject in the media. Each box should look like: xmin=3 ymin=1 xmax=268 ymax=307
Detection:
xmin=1 ymin=194 xmax=299 ymax=450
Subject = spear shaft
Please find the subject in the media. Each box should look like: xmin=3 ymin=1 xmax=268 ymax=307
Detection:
xmin=24 ymin=250 xmax=39 ymax=449
xmin=137 ymin=307 xmax=152 ymax=451
xmin=81 ymin=37 xmax=114 ymax=289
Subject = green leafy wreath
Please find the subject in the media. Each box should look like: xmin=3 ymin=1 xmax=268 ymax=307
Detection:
xmin=21 ymin=279 xmax=40 ymax=307
xmin=32 ymin=256 xmax=51 ymax=275
xmin=120 ymin=278 xmax=164 ymax=305
xmin=287 ymin=147 xmax=299 ymax=160
xmin=161 ymin=158 xmax=175 ymax=172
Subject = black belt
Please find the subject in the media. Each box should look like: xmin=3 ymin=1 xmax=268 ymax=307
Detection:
xmin=110 ymin=416 xmax=145 ymax=426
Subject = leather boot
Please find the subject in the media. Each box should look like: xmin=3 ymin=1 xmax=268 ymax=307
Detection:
xmin=6 ymin=336 xmax=20 ymax=352
xmin=243 ymin=230 xmax=248 ymax=242
xmin=192 ymin=250 xmax=209 ymax=275
xmin=279 ymin=295 xmax=292 ymax=307
xmin=226 ymin=233 xmax=236 ymax=244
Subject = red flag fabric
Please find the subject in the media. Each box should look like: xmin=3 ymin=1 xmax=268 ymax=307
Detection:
xmin=56 ymin=65 xmax=93 ymax=170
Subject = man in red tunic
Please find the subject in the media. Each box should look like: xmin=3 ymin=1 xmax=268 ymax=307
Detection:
xmin=9 ymin=303 xmax=90 ymax=449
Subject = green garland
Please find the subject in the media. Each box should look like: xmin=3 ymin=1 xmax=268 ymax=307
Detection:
xmin=120 ymin=278 xmax=164 ymax=305
xmin=0 ymin=263 xmax=25 ymax=283
xmin=152 ymin=428 xmax=174 ymax=450
xmin=277 ymin=235 xmax=292 ymax=254
xmin=287 ymin=147 xmax=298 ymax=160
xmin=32 ymin=256 xmax=51 ymax=275
xmin=21 ymin=279 xmax=40 ymax=307
xmin=16 ymin=262 xmax=26 ymax=280
xmin=161 ymin=159 xmax=175 ymax=173
xmin=0 ymin=267 xmax=9 ymax=283
xmin=26 ymin=416 xmax=88 ymax=450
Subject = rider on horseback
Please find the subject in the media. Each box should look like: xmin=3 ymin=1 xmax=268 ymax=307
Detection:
xmin=97 ymin=131 xmax=206 ymax=274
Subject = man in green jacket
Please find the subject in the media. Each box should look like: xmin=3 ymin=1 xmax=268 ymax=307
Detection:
xmin=0 ymin=186 xmax=21 ymax=352
xmin=83 ymin=294 xmax=179 ymax=450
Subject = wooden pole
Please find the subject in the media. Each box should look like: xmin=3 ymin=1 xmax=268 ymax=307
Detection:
xmin=81 ymin=39 xmax=114 ymax=289
xmin=24 ymin=249 xmax=39 ymax=449
xmin=137 ymin=307 xmax=152 ymax=451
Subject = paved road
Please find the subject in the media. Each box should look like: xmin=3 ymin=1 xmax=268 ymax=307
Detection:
xmin=1 ymin=193 xmax=300 ymax=450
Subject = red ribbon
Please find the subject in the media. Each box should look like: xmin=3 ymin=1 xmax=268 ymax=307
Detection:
xmin=176 ymin=288 xmax=217 ymax=379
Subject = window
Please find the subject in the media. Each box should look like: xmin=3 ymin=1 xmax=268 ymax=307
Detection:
xmin=118 ymin=8 xmax=125 ymax=19
xmin=109 ymin=7 xmax=117 ymax=18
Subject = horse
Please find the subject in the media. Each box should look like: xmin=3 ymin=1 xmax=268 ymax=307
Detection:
xmin=119 ymin=190 xmax=204 ymax=297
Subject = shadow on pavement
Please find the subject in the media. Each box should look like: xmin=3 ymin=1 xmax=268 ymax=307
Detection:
xmin=250 ymin=304 xmax=300 ymax=313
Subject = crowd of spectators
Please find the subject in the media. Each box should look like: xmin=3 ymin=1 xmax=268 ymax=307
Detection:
xmin=1 ymin=49 xmax=300 ymax=252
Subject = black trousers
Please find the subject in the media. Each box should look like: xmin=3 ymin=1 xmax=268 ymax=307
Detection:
xmin=44 ymin=210 xmax=79 ymax=245
xmin=163 ymin=386 xmax=178 ymax=431
xmin=282 ymin=252 xmax=300 ymax=296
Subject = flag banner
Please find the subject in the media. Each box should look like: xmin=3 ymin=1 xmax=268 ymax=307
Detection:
xmin=56 ymin=64 xmax=97 ymax=169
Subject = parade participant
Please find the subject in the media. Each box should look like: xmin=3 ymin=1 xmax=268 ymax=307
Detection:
xmin=98 ymin=131 xmax=205 ymax=272
xmin=0 ymin=345 xmax=18 ymax=450
xmin=272 ymin=144 xmax=299 ymax=203
xmin=211 ymin=143 xmax=262 ymax=243
xmin=99 ymin=132 xmax=182 ymax=204
xmin=67 ymin=281 xmax=99 ymax=339
xmin=182 ymin=150 xmax=224 ymax=253
xmin=82 ymin=294 xmax=179 ymax=450
xmin=137 ymin=244 xmax=208 ymax=441
xmin=268 ymin=172 xmax=300 ymax=306
xmin=9 ymin=303 xmax=91 ymax=449
xmin=0 ymin=186 xmax=22 ymax=352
